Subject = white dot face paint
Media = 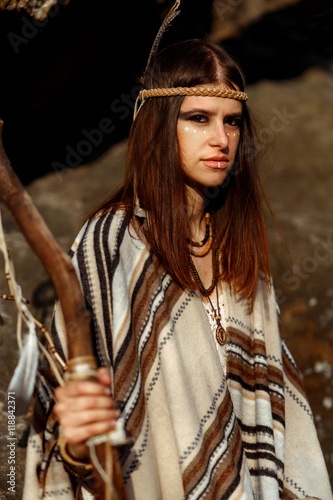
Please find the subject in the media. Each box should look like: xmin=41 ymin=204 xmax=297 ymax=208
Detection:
xmin=180 ymin=124 xmax=223 ymax=137
xmin=227 ymin=131 xmax=240 ymax=139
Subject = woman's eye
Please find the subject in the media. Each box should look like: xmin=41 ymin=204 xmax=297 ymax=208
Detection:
xmin=189 ymin=115 xmax=208 ymax=123
xmin=225 ymin=117 xmax=241 ymax=128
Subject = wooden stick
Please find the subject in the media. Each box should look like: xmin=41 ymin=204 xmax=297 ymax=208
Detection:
xmin=0 ymin=119 xmax=126 ymax=500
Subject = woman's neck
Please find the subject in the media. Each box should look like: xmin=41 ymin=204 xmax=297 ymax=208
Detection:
xmin=186 ymin=186 xmax=207 ymax=241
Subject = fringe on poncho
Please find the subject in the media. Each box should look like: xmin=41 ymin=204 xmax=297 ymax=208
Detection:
xmin=23 ymin=208 xmax=332 ymax=500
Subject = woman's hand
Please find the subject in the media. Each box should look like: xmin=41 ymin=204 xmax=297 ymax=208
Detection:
xmin=54 ymin=367 xmax=120 ymax=459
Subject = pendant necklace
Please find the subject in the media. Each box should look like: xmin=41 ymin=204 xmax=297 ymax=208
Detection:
xmin=188 ymin=213 xmax=226 ymax=346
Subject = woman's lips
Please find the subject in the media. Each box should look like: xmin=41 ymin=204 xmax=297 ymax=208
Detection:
xmin=202 ymin=159 xmax=229 ymax=169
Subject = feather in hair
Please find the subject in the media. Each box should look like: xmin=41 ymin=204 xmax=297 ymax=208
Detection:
xmin=133 ymin=0 xmax=181 ymax=119
xmin=144 ymin=0 xmax=181 ymax=75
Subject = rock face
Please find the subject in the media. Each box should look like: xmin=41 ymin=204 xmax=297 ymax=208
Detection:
xmin=210 ymin=0 xmax=302 ymax=39
xmin=0 ymin=67 xmax=333 ymax=496
xmin=0 ymin=0 xmax=60 ymax=20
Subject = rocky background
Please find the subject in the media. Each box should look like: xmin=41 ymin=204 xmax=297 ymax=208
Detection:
xmin=0 ymin=0 xmax=332 ymax=497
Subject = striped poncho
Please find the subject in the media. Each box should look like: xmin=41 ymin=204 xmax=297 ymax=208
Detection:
xmin=23 ymin=208 xmax=332 ymax=500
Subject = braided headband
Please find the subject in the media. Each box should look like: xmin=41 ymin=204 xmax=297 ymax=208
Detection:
xmin=140 ymin=86 xmax=248 ymax=101
xmin=134 ymin=86 xmax=248 ymax=119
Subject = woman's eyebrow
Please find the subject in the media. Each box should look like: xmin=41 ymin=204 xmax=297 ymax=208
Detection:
xmin=225 ymin=112 xmax=243 ymax=119
xmin=179 ymin=109 xmax=243 ymax=119
xmin=178 ymin=108 xmax=213 ymax=118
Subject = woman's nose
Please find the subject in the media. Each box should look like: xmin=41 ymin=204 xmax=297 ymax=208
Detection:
xmin=209 ymin=123 xmax=229 ymax=150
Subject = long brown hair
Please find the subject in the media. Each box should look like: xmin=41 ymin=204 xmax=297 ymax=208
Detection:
xmin=89 ymin=39 xmax=271 ymax=300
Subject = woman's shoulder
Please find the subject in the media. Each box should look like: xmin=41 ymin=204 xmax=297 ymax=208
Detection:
xmin=87 ymin=206 xmax=133 ymax=233
xmin=69 ymin=208 xmax=125 ymax=252
xmin=70 ymin=206 xmax=146 ymax=258
xmin=86 ymin=202 xmax=146 ymax=231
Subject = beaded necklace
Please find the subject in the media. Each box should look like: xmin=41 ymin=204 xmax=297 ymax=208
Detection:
xmin=187 ymin=212 xmax=210 ymax=247
xmin=187 ymin=212 xmax=213 ymax=257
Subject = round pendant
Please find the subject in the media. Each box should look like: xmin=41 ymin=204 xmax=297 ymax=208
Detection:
xmin=216 ymin=325 xmax=226 ymax=346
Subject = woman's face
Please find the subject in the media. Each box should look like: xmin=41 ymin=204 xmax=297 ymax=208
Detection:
xmin=177 ymin=87 xmax=242 ymax=190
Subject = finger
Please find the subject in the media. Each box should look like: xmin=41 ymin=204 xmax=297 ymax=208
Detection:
xmin=55 ymin=394 xmax=119 ymax=414
xmin=55 ymin=380 xmax=111 ymax=400
xmin=97 ymin=367 xmax=112 ymax=386
xmin=63 ymin=420 xmax=118 ymax=446
xmin=59 ymin=407 xmax=121 ymax=427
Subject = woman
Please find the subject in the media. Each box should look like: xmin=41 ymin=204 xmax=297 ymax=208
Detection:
xmin=23 ymin=39 xmax=332 ymax=499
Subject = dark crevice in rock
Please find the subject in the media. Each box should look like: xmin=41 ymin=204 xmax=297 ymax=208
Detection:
xmin=223 ymin=6 xmax=333 ymax=84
